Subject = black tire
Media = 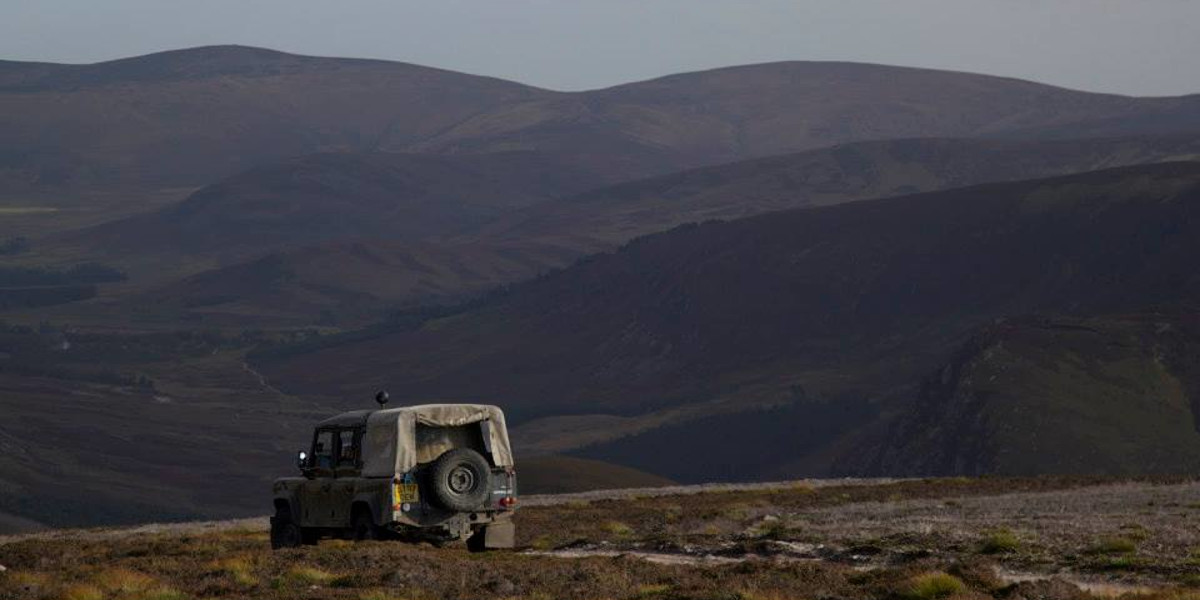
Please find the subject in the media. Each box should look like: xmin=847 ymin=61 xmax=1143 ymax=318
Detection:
xmin=352 ymin=510 xmax=381 ymax=541
xmin=428 ymin=448 xmax=492 ymax=512
xmin=301 ymin=528 xmax=320 ymax=546
xmin=271 ymin=513 xmax=303 ymax=550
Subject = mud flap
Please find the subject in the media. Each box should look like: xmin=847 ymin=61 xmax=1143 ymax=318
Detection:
xmin=484 ymin=520 xmax=515 ymax=549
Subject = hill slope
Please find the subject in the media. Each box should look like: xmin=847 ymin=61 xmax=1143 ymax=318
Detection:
xmin=134 ymin=136 xmax=1200 ymax=327
xmin=73 ymin=150 xmax=602 ymax=259
xmin=473 ymin=134 xmax=1200 ymax=253
xmin=856 ymin=313 xmax=1200 ymax=476
xmin=255 ymin=162 xmax=1200 ymax=481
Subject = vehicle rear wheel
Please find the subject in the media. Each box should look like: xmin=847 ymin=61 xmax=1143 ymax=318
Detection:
xmin=428 ymin=448 xmax=492 ymax=512
xmin=352 ymin=510 xmax=381 ymax=541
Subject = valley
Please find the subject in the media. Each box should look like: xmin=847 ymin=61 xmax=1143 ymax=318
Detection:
xmin=2 ymin=45 xmax=1200 ymax=533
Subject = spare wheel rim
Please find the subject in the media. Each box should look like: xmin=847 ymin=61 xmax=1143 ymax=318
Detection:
xmin=448 ymin=465 xmax=476 ymax=494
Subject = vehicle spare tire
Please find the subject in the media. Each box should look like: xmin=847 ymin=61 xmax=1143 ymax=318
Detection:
xmin=428 ymin=448 xmax=492 ymax=512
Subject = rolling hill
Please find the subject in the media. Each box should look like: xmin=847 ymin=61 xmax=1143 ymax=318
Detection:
xmin=6 ymin=45 xmax=1200 ymax=202
xmin=72 ymin=150 xmax=603 ymax=259
xmin=123 ymin=135 xmax=1200 ymax=327
xmin=0 ymin=46 xmax=544 ymax=193
xmin=408 ymin=60 xmax=1199 ymax=176
xmin=254 ymin=162 xmax=1200 ymax=481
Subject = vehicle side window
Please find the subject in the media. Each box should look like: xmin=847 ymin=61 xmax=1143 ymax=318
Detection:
xmin=313 ymin=430 xmax=335 ymax=470
xmin=337 ymin=429 xmax=359 ymax=467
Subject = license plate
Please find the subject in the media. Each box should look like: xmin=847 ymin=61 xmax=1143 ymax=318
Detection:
xmin=393 ymin=483 xmax=419 ymax=504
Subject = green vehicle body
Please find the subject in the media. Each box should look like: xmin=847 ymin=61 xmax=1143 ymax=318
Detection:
xmin=270 ymin=404 xmax=517 ymax=551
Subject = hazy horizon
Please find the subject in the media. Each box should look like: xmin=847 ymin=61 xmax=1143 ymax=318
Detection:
xmin=2 ymin=0 xmax=1198 ymax=97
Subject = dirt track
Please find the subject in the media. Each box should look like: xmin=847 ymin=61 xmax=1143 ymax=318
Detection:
xmin=0 ymin=478 xmax=897 ymax=546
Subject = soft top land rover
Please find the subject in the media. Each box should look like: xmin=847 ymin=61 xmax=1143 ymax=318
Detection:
xmin=271 ymin=401 xmax=517 ymax=552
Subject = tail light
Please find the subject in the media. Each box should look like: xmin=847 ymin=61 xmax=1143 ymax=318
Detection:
xmin=498 ymin=496 xmax=517 ymax=509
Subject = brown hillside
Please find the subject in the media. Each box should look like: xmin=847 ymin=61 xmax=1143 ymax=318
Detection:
xmin=128 ymin=136 xmax=1200 ymax=327
xmin=254 ymin=163 xmax=1200 ymax=481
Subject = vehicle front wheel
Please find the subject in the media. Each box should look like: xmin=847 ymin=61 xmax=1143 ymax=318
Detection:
xmin=270 ymin=517 xmax=304 ymax=549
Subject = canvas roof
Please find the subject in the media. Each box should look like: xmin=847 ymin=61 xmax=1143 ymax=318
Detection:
xmin=357 ymin=404 xmax=514 ymax=477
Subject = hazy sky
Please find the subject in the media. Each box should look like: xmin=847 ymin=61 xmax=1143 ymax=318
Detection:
xmin=3 ymin=0 xmax=1197 ymax=97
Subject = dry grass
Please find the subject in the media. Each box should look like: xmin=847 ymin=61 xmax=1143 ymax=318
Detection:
xmin=62 ymin=584 xmax=105 ymax=600
xmin=1086 ymin=536 xmax=1139 ymax=555
xmin=2 ymin=478 xmax=1200 ymax=599
xmin=208 ymin=555 xmax=259 ymax=586
xmin=636 ymin=583 xmax=674 ymax=597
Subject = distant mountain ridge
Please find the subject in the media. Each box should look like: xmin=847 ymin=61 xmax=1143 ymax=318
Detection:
xmin=0 ymin=45 xmax=426 ymax=90
xmin=4 ymin=45 xmax=1200 ymax=195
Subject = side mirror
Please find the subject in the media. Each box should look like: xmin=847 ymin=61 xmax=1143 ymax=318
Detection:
xmin=296 ymin=450 xmax=308 ymax=471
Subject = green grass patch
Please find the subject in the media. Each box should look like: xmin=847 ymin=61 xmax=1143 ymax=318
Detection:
xmin=637 ymin=584 xmax=674 ymax=597
xmin=1119 ymin=522 xmax=1151 ymax=540
xmin=273 ymin=566 xmax=336 ymax=588
xmin=902 ymin=572 xmax=966 ymax=600
xmin=1085 ymin=536 xmax=1138 ymax=555
xmin=979 ymin=529 xmax=1020 ymax=554
xmin=602 ymin=520 xmax=634 ymax=538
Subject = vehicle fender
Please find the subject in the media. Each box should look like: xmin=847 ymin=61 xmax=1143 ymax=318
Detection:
xmin=351 ymin=489 xmax=387 ymax=526
xmin=272 ymin=488 xmax=302 ymax=522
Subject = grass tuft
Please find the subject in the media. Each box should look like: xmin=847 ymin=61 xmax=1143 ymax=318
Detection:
xmin=902 ymin=572 xmax=966 ymax=600
xmin=63 ymin=584 xmax=105 ymax=600
xmin=94 ymin=568 xmax=157 ymax=593
xmin=602 ymin=520 xmax=634 ymax=538
xmin=138 ymin=588 xmax=188 ymax=600
xmin=749 ymin=516 xmax=791 ymax=540
xmin=739 ymin=590 xmax=805 ymax=600
xmin=360 ymin=591 xmax=409 ymax=600
xmin=276 ymin=566 xmax=336 ymax=587
xmin=2 ymin=571 xmax=51 ymax=587
xmin=1086 ymin=536 xmax=1138 ymax=555
xmin=979 ymin=529 xmax=1020 ymax=554
xmin=637 ymin=584 xmax=674 ymax=597
xmin=207 ymin=556 xmax=257 ymax=587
